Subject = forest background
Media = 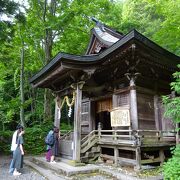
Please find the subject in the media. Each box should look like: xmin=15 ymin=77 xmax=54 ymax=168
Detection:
xmin=0 ymin=0 xmax=179 ymax=179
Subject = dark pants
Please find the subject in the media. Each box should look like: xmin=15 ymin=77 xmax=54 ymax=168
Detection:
xmin=9 ymin=152 xmax=14 ymax=174
xmin=46 ymin=149 xmax=52 ymax=162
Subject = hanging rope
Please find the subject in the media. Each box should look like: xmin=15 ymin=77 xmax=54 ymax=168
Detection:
xmin=57 ymin=91 xmax=76 ymax=110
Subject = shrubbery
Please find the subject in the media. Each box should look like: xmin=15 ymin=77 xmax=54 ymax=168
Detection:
xmin=162 ymin=65 xmax=180 ymax=179
xmin=0 ymin=130 xmax=12 ymax=154
xmin=163 ymin=145 xmax=180 ymax=180
xmin=0 ymin=122 xmax=72 ymax=155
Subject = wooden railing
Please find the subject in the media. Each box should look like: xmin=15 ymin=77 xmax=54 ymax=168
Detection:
xmin=80 ymin=130 xmax=98 ymax=154
xmin=98 ymin=129 xmax=176 ymax=145
xmin=79 ymin=128 xmax=176 ymax=167
xmin=60 ymin=130 xmax=73 ymax=140
xmin=97 ymin=129 xmax=139 ymax=146
xmin=58 ymin=128 xmax=177 ymax=160
xmin=81 ymin=129 xmax=176 ymax=151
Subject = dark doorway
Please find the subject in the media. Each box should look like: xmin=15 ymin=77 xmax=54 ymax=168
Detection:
xmin=95 ymin=111 xmax=111 ymax=130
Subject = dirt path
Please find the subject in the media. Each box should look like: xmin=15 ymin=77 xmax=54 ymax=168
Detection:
xmin=0 ymin=155 xmax=45 ymax=180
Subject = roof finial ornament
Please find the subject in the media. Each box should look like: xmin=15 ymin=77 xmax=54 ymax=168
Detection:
xmin=91 ymin=17 xmax=105 ymax=32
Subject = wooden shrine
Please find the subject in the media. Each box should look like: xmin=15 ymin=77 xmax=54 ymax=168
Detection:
xmin=30 ymin=19 xmax=180 ymax=169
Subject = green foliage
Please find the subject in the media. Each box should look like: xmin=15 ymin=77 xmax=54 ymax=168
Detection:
xmin=121 ymin=0 xmax=163 ymax=36
xmin=163 ymin=145 xmax=180 ymax=180
xmin=162 ymin=65 xmax=180 ymax=178
xmin=152 ymin=0 xmax=180 ymax=56
xmin=163 ymin=65 xmax=180 ymax=123
xmin=24 ymin=124 xmax=49 ymax=155
xmin=0 ymin=121 xmax=73 ymax=155
xmin=60 ymin=122 xmax=73 ymax=131
xmin=23 ymin=121 xmax=73 ymax=154
xmin=0 ymin=0 xmax=18 ymax=42
xmin=137 ymin=167 xmax=162 ymax=178
xmin=0 ymin=0 xmax=179 ymax=158
xmin=0 ymin=130 xmax=12 ymax=154
xmin=0 ymin=121 xmax=53 ymax=155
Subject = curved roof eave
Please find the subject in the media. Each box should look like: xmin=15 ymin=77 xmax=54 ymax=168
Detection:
xmin=30 ymin=30 xmax=136 ymax=84
xmin=30 ymin=29 xmax=180 ymax=84
xmin=93 ymin=27 xmax=120 ymax=46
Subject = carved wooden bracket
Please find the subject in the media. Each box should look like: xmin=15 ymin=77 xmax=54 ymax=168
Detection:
xmin=125 ymin=72 xmax=141 ymax=87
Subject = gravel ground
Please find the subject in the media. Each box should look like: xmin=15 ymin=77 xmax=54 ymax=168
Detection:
xmin=71 ymin=173 xmax=118 ymax=180
xmin=0 ymin=155 xmax=45 ymax=180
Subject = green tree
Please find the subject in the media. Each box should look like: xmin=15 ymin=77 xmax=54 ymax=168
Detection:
xmin=0 ymin=0 xmax=18 ymax=42
xmin=151 ymin=0 xmax=180 ymax=56
xmin=162 ymin=64 xmax=180 ymax=179
xmin=1 ymin=0 xmax=180 ymax=131
xmin=25 ymin=0 xmax=120 ymax=121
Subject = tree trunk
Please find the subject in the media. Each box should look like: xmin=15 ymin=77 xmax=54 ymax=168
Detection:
xmin=43 ymin=30 xmax=53 ymax=121
xmin=42 ymin=0 xmax=56 ymax=122
xmin=44 ymin=88 xmax=53 ymax=121
xmin=20 ymin=46 xmax=25 ymax=127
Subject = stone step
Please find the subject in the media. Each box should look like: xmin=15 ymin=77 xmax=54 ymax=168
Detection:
xmin=30 ymin=156 xmax=99 ymax=177
xmin=24 ymin=158 xmax=66 ymax=180
xmin=31 ymin=157 xmax=67 ymax=176
xmin=24 ymin=156 xmax=163 ymax=180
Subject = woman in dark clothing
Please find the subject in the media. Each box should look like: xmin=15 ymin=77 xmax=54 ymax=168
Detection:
xmin=45 ymin=129 xmax=54 ymax=162
xmin=52 ymin=128 xmax=60 ymax=157
xmin=46 ymin=126 xmax=60 ymax=163
xmin=12 ymin=130 xmax=25 ymax=176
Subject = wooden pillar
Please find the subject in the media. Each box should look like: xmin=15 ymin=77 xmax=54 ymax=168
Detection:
xmin=135 ymin=147 xmax=141 ymax=170
xmin=90 ymin=101 xmax=96 ymax=131
xmin=159 ymin=149 xmax=165 ymax=165
xmin=128 ymin=74 xmax=138 ymax=130
xmin=154 ymin=95 xmax=160 ymax=130
xmin=73 ymin=82 xmax=84 ymax=162
xmin=54 ymin=96 xmax=61 ymax=128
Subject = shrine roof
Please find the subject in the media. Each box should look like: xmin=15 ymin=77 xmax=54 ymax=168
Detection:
xmin=30 ymin=29 xmax=180 ymax=86
xmin=86 ymin=22 xmax=124 ymax=54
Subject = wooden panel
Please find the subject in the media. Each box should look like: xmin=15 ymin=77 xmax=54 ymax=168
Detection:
xmin=137 ymin=93 xmax=155 ymax=130
xmin=117 ymin=92 xmax=129 ymax=107
xmin=81 ymin=101 xmax=90 ymax=134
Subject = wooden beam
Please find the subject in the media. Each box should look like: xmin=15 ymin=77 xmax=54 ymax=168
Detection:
xmin=100 ymin=154 xmax=137 ymax=166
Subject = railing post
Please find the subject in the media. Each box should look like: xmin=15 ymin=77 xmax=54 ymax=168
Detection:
xmin=134 ymin=130 xmax=141 ymax=171
xmin=114 ymin=130 xmax=117 ymax=140
xmin=159 ymin=149 xmax=165 ymax=166
xmin=156 ymin=131 xmax=160 ymax=141
xmin=98 ymin=122 xmax=102 ymax=140
xmin=135 ymin=147 xmax=141 ymax=171
xmin=114 ymin=129 xmax=118 ymax=166
xmin=114 ymin=146 xmax=119 ymax=167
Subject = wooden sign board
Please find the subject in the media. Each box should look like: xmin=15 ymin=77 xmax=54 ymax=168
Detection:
xmin=110 ymin=108 xmax=130 ymax=127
